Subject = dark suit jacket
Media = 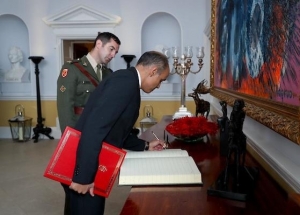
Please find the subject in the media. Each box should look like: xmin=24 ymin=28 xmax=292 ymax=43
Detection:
xmin=73 ymin=67 xmax=144 ymax=184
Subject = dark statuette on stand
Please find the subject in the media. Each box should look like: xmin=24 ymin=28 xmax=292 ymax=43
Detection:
xmin=217 ymin=101 xmax=229 ymax=156
xmin=207 ymin=99 xmax=259 ymax=201
xmin=188 ymin=79 xmax=210 ymax=118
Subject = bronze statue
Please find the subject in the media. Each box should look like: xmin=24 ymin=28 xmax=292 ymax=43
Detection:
xmin=223 ymin=99 xmax=247 ymax=189
xmin=188 ymin=79 xmax=210 ymax=118
xmin=217 ymin=101 xmax=229 ymax=156
xmin=218 ymin=100 xmax=228 ymax=130
xmin=208 ymin=99 xmax=258 ymax=201
xmin=220 ymin=100 xmax=227 ymax=118
xmin=193 ymin=79 xmax=211 ymax=94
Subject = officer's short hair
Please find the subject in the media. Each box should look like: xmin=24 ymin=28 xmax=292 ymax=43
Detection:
xmin=93 ymin=32 xmax=121 ymax=47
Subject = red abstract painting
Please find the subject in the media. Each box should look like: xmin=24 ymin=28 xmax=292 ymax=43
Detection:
xmin=214 ymin=0 xmax=300 ymax=106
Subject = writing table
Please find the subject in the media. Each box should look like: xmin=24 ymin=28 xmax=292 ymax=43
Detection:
xmin=120 ymin=115 xmax=289 ymax=215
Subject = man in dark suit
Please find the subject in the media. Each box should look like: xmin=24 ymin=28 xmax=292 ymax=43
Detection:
xmin=57 ymin=32 xmax=121 ymax=215
xmin=62 ymin=51 xmax=170 ymax=215
xmin=57 ymin=32 xmax=121 ymax=134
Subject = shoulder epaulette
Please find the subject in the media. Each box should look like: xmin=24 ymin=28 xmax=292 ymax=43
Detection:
xmin=69 ymin=59 xmax=80 ymax=64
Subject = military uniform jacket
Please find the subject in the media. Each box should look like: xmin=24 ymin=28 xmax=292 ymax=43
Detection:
xmin=57 ymin=55 xmax=112 ymax=133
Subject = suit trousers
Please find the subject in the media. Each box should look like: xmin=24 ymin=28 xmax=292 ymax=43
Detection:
xmin=62 ymin=184 xmax=106 ymax=215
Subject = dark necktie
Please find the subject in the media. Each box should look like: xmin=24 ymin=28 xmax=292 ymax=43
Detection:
xmin=96 ymin=64 xmax=102 ymax=81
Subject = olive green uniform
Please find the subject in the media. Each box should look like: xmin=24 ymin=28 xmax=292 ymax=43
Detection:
xmin=57 ymin=55 xmax=112 ymax=133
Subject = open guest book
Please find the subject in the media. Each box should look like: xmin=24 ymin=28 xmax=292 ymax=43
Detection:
xmin=119 ymin=149 xmax=202 ymax=186
xmin=43 ymin=126 xmax=126 ymax=198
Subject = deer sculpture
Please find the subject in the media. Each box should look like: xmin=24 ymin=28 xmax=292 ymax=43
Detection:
xmin=188 ymin=79 xmax=211 ymax=118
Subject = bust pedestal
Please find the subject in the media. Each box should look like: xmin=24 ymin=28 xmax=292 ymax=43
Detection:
xmin=29 ymin=56 xmax=54 ymax=143
xmin=121 ymin=55 xmax=136 ymax=69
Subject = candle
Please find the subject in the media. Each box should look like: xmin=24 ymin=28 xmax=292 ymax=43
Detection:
xmin=19 ymin=124 xmax=23 ymax=141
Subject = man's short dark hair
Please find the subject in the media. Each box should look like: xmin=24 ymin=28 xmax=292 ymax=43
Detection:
xmin=137 ymin=51 xmax=169 ymax=74
xmin=93 ymin=32 xmax=121 ymax=47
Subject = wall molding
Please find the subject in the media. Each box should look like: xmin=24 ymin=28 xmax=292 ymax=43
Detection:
xmin=0 ymin=94 xmax=189 ymax=101
xmin=43 ymin=4 xmax=121 ymax=28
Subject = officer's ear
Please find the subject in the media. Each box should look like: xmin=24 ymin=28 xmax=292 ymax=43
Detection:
xmin=95 ymin=39 xmax=103 ymax=49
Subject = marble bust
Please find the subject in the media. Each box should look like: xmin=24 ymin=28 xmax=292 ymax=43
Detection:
xmin=4 ymin=47 xmax=30 ymax=82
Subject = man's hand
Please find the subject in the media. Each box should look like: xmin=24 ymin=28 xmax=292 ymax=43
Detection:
xmin=69 ymin=182 xmax=95 ymax=196
xmin=149 ymin=140 xmax=166 ymax=151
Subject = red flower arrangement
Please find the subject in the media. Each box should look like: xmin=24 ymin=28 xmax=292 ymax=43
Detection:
xmin=165 ymin=116 xmax=219 ymax=140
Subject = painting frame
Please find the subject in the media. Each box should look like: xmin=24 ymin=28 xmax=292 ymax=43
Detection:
xmin=209 ymin=0 xmax=300 ymax=145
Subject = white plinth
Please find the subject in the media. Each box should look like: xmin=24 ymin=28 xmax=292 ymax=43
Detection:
xmin=173 ymin=105 xmax=192 ymax=119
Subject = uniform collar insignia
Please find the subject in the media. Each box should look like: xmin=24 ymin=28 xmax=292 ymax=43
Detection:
xmin=60 ymin=85 xmax=66 ymax=92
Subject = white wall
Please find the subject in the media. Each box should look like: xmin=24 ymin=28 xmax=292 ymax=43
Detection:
xmin=0 ymin=0 xmax=209 ymax=100
xmin=1 ymin=0 xmax=300 ymax=193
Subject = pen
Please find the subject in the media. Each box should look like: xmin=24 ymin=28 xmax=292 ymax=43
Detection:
xmin=152 ymin=131 xmax=167 ymax=149
xmin=152 ymin=131 xmax=159 ymax=140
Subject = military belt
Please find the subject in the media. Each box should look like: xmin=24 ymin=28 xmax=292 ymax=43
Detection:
xmin=74 ymin=106 xmax=84 ymax=115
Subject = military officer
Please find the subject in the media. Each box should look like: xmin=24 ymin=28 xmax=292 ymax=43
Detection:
xmin=57 ymin=32 xmax=121 ymax=134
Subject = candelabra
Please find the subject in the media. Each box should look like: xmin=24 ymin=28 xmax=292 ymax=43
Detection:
xmin=29 ymin=56 xmax=54 ymax=143
xmin=163 ymin=46 xmax=205 ymax=119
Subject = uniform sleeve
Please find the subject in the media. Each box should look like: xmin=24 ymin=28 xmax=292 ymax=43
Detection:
xmin=57 ymin=63 xmax=77 ymax=133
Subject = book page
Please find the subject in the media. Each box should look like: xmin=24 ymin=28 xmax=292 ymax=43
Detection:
xmin=119 ymin=156 xmax=202 ymax=186
xmin=125 ymin=149 xmax=188 ymax=159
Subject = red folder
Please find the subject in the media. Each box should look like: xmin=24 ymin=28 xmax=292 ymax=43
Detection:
xmin=43 ymin=126 xmax=126 ymax=197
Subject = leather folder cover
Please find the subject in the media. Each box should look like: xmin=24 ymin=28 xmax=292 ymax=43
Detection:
xmin=43 ymin=126 xmax=126 ymax=197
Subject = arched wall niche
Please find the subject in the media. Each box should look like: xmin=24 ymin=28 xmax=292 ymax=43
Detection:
xmin=0 ymin=14 xmax=31 ymax=96
xmin=141 ymin=12 xmax=181 ymax=97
